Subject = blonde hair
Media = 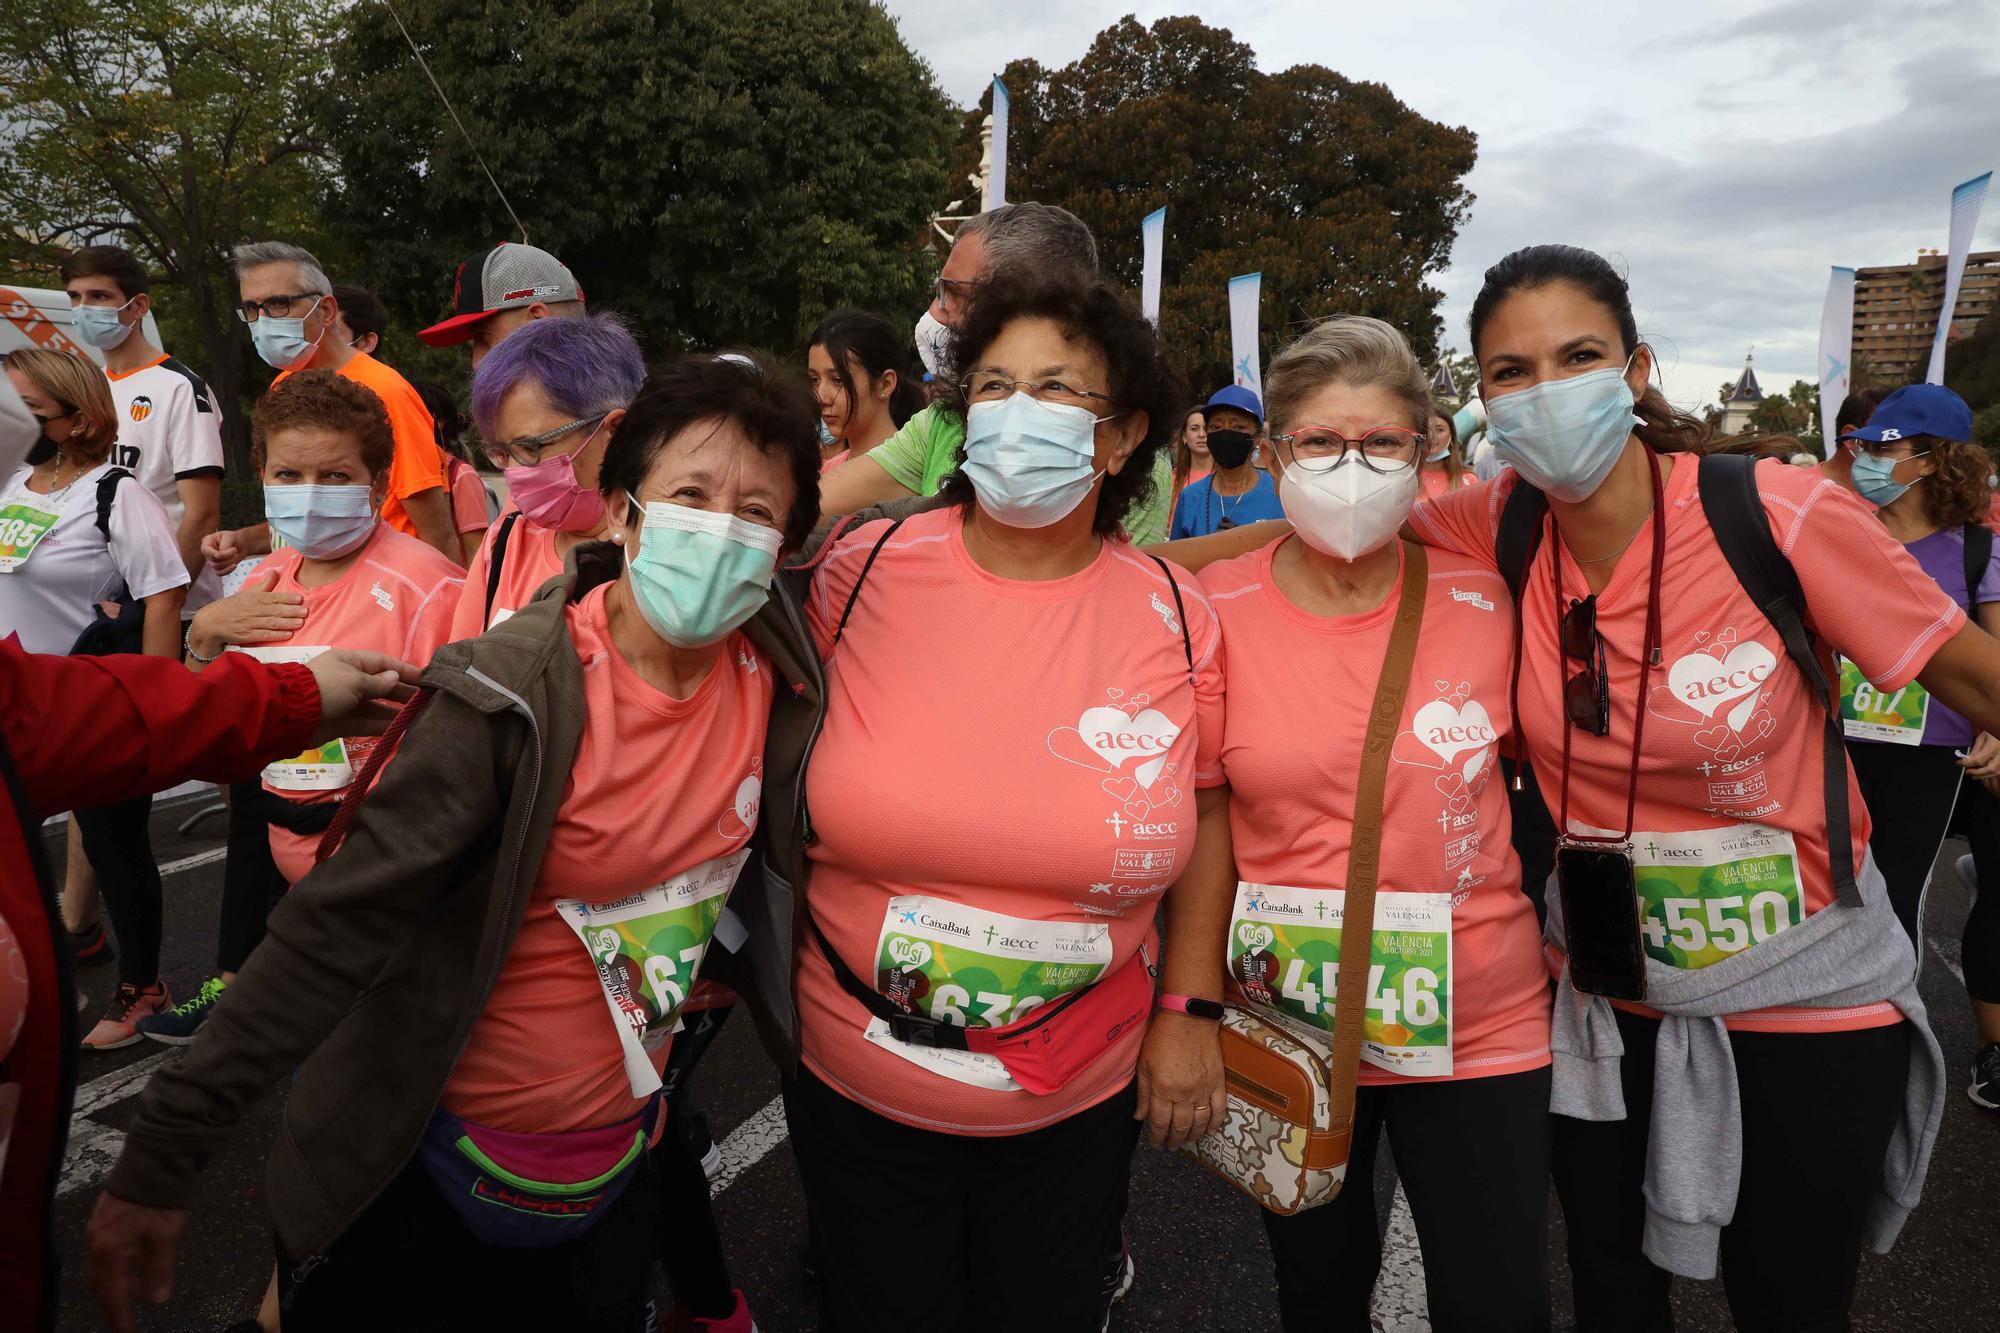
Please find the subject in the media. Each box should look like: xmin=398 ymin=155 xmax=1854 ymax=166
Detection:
xmin=1265 ymin=316 xmax=1431 ymax=436
xmin=6 ymin=347 xmax=117 ymax=464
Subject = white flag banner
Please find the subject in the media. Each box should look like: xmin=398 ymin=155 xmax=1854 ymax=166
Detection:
xmin=1229 ymin=272 xmax=1262 ymax=399
xmin=1927 ymin=171 xmax=1991 ymax=384
xmin=1818 ymin=266 xmax=1856 ymax=455
xmin=1140 ymin=207 xmax=1166 ymax=325
xmin=986 ymin=78 xmax=1009 ymax=209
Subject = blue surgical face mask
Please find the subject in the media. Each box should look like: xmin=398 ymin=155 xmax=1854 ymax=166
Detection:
xmin=1851 ymin=450 xmax=1928 ymax=509
xmin=249 ymin=297 xmax=328 ymax=371
xmin=1484 ymin=357 xmax=1641 ymax=502
xmin=73 ymin=298 xmax=137 ymax=351
xmin=626 ymin=501 xmax=781 ymax=648
xmin=264 ymin=483 xmax=377 ymax=559
xmin=960 ymin=392 xmax=1113 ymax=529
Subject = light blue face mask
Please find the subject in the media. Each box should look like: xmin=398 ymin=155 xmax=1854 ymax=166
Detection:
xmin=1852 ymin=450 xmax=1928 ymax=509
xmin=626 ymin=501 xmax=781 ymax=648
xmin=1484 ymin=358 xmax=1641 ymax=502
xmin=960 ymin=392 xmax=1112 ymax=528
xmin=73 ymin=299 xmax=137 ymax=351
xmin=264 ymin=483 xmax=377 ymax=559
xmin=249 ymin=297 xmax=328 ymax=371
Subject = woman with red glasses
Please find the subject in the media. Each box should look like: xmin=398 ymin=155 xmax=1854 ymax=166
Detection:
xmin=1410 ymin=244 xmax=2000 ymax=1332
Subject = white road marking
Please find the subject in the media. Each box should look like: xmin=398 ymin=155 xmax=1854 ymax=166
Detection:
xmin=1932 ymin=936 xmax=1966 ymax=986
xmin=709 ymin=1095 xmax=786 ymax=1196
xmin=1369 ymin=1183 xmax=1429 ymax=1330
xmin=59 ymin=1050 xmax=178 ymax=1197
xmin=158 ymin=845 xmax=230 ymax=877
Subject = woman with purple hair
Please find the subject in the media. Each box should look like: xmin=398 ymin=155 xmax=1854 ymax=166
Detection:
xmin=449 ymin=312 xmax=649 ymax=639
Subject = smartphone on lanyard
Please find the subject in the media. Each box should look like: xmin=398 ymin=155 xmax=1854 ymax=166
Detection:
xmin=1555 ymin=843 xmax=1646 ymax=1000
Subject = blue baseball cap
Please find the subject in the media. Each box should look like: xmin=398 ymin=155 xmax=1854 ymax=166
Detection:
xmin=1844 ymin=383 xmax=1972 ymax=445
xmin=1202 ymin=384 xmax=1263 ymax=425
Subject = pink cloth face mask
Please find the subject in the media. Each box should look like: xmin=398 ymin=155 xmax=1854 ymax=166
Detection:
xmin=505 ymin=423 xmax=607 ymax=532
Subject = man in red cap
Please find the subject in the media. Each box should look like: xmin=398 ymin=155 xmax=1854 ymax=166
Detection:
xmin=419 ymin=243 xmax=586 ymax=368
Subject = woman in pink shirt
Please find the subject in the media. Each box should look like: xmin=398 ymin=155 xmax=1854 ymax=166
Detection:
xmin=89 ymin=354 xmax=822 ymax=1333
xmin=1188 ymin=316 xmax=1551 ymax=1332
xmin=792 ymin=268 xmax=1225 ymax=1330
xmin=1417 ymin=404 xmax=1474 ymax=499
xmin=453 ymin=313 xmax=648 ymax=638
xmin=1412 ymin=244 xmax=2000 ymax=1331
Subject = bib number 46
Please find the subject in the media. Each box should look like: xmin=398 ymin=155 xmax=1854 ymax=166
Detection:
xmin=1279 ymin=958 xmax=1440 ymax=1026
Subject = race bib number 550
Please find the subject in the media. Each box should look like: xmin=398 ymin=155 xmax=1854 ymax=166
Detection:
xmin=1631 ymin=825 xmax=1804 ymax=970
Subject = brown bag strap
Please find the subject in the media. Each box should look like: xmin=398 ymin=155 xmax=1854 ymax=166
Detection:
xmin=1323 ymin=541 xmax=1428 ymax=1124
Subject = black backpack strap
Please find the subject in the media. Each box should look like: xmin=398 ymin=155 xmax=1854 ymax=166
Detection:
xmin=1495 ymin=480 xmax=1549 ymax=606
xmin=1696 ymin=453 xmax=1859 ymax=909
xmin=832 ymin=517 xmax=906 ymax=647
xmin=94 ymin=467 xmax=133 ymax=542
xmin=1144 ymin=553 xmax=1196 ymax=678
xmin=483 ymin=510 xmax=522 ymax=627
xmin=1964 ymin=523 xmax=1993 ymax=609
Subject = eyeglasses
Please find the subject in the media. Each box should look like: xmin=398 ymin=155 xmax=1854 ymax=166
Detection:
xmin=1845 ymin=438 xmax=1928 ymax=461
xmin=234 ymin=293 xmax=324 ymax=323
xmin=481 ymin=415 xmax=606 ymax=469
xmin=1562 ymin=595 xmax=1611 ymax=737
xmin=958 ymin=373 xmax=1117 ymax=412
xmin=932 ymin=276 xmax=976 ymax=307
xmin=1268 ymin=426 xmax=1425 ymax=474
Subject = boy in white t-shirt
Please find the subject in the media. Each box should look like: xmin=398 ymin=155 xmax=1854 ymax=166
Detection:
xmin=60 ymin=245 xmax=224 ymax=613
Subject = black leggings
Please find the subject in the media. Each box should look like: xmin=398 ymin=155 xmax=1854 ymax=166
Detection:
xmin=278 ymin=1151 xmax=657 ymax=1330
xmin=1848 ymin=740 xmax=1963 ymax=944
xmin=73 ymin=794 xmax=160 ymax=988
xmin=653 ymin=1004 xmax=735 ymax=1319
xmin=1553 ymin=1007 xmax=1911 ymax=1333
xmin=216 ymin=780 xmax=287 ymax=974
xmin=1261 ymin=1067 xmax=1552 ymax=1333
xmin=1954 ymin=779 xmax=2000 ymax=1003
xmin=784 ymin=1066 xmax=1140 ymax=1333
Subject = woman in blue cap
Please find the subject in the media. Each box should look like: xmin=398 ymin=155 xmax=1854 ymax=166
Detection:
xmin=1838 ymin=382 xmax=2000 ymax=1109
xmin=1168 ymin=385 xmax=1287 ymax=538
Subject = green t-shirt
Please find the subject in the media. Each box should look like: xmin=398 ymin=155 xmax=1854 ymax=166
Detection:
xmin=868 ymin=403 xmax=1174 ymax=546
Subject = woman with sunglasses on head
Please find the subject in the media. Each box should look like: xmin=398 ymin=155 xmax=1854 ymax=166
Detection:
xmin=1192 ymin=317 xmax=1551 ymax=1331
xmin=449 ymin=313 xmax=646 ymax=638
xmin=790 ymin=266 xmax=1222 ymax=1331
xmin=1408 ymin=244 xmax=2000 ymax=1333
xmin=1834 ymin=384 xmax=2000 ymax=1111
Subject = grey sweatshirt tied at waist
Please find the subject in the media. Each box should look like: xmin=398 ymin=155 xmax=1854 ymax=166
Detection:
xmin=1546 ymin=849 xmax=1944 ymax=1280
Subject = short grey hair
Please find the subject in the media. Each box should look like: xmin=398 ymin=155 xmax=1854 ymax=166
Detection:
xmin=231 ymin=241 xmax=331 ymax=296
xmin=958 ymin=202 xmax=1098 ymax=279
xmin=1265 ymin=316 xmax=1431 ymax=436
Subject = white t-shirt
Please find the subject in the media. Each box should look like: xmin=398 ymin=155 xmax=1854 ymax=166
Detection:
xmin=0 ymin=462 xmax=190 ymax=654
xmin=106 ymin=355 xmax=225 ymax=610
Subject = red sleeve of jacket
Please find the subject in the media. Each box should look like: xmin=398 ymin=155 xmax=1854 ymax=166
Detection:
xmin=0 ymin=638 xmax=321 ymax=817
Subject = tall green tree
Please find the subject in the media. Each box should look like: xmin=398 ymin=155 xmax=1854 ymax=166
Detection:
xmin=955 ymin=17 xmax=1477 ymax=394
xmin=322 ymin=0 xmax=956 ymax=359
xmin=1945 ymin=307 xmax=2000 ymax=411
xmin=0 ymin=0 xmax=340 ymax=470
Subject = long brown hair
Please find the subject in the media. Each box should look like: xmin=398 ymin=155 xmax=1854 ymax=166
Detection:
xmin=6 ymin=348 xmax=117 ymax=466
xmin=1469 ymin=244 xmax=1710 ymax=454
xmin=1425 ymin=405 xmax=1469 ymax=486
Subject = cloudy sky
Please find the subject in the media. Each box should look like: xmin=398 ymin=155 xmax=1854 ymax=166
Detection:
xmin=883 ymin=0 xmax=2000 ymax=413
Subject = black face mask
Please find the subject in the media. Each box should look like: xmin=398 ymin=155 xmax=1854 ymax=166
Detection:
xmin=26 ymin=415 xmax=61 ymax=465
xmin=1208 ymin=428 xmax=1255 ymax=470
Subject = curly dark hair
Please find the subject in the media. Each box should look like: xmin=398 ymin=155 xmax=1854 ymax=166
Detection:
xmin=598 ymin=350 xmax=822 ymax=552
xmin=1913 ymin=436 xmax=1995 ymax=529
xmin=251 ymin=370 xmax=395 ymax=477
xmin=937 ymin=268 xmax=1186 ymax=536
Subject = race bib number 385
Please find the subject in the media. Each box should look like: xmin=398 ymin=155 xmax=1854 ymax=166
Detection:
xmin=1632 ymin=825 xmax=1804 ymax=970
xmin=1228 ymin=883 xmax=1453 ymax=1077
xmin=0 ymin=501 xmax=59 ymax=573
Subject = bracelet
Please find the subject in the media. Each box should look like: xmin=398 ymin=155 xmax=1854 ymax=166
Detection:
xmin=1156 ymin=992 xmax=1225 ymax=1021
xmin=183 ymin=622 xmax=220 ymax=665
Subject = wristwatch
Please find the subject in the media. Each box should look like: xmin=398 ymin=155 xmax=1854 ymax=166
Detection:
xmin=1156 ymin=992 xmax=1225 ymax=1021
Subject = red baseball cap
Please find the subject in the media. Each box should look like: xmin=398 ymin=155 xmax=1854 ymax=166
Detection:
xmin=418 ymin=243 xmax=585 ymax=347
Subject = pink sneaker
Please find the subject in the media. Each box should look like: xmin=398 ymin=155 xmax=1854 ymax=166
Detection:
xmin=83 ymin=981 xmax=170 ymax=1050
xmin=664 ymin=1290 xmax=758 ymax=1333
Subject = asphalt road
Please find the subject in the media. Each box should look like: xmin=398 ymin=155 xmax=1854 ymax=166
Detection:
xmin=49 ymin=794 xmax=2000 ymax=1332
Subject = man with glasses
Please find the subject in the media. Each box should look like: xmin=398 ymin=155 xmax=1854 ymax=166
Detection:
xmin=817 ymin=202 xmax=1180 ymax=545
xmin=213 ymin=241 xmax=460 ymax=565
xmin=1169 ymin=385 xmax=1284 ymax=539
